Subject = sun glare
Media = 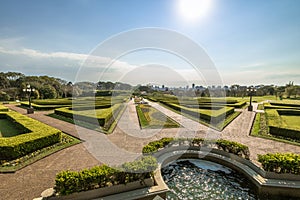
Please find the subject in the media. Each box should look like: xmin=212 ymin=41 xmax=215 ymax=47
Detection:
xmin=177 ymin=0 xmax=212 ymax=22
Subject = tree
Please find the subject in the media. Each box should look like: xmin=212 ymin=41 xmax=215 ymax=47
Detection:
xmin=285 ymin=81 xmax=296 ymax=98
xmin=40 ymin=84 xmax=57 ymax=99
xmin=0 ymin=73 xmax=10 ymax=89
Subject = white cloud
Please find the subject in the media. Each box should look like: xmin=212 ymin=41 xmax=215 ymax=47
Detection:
xmin=0 ymin=46 xmax=139 ymax=82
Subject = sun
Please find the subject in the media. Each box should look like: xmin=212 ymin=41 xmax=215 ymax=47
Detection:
xmin=177 ymin=0 xmax=213 ymax=22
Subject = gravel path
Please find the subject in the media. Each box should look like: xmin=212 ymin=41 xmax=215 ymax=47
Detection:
xmin=1 ymin=101 xmax=300 ymax=199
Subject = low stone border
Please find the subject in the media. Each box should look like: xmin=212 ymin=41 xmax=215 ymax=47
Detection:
xmin=36 ymin=176 xmax=168 ymax=200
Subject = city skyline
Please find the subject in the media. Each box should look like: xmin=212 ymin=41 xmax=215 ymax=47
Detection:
xmin=0 ymin=0 xmax=299 ymax=86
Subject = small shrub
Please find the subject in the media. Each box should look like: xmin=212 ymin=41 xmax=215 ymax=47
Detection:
xmin=54 ymin=156 xmax=157 ymax=195
xmin=216 ymin=139 xmax=250 ymax=159
xmin=142 ymin=138 xmax=250 ymax=159
xmin=142 ymin=138 xmax=174 ymax=154
xmin=258 ymin=153 xmax=300 ymax=174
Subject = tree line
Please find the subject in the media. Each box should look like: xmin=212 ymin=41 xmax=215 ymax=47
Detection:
xmin=0 ymin=72 xmax=132 ymax=101
xmin=0 ymin=71 xmax=299 ymax=100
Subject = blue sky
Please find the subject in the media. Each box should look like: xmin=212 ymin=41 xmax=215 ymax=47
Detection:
xmin=0 ymin=0 xmax=299 ymax=86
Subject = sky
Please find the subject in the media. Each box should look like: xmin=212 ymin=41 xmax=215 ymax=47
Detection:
xmin=0 ymin=0 xmax=299 ymax=87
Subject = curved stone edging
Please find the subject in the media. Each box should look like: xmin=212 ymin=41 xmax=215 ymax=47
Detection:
xmin=154 ymin=145 xmax=300 ymax=199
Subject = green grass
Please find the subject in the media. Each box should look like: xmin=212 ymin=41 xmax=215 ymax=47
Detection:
xmin=281 ymin=115 xmax=300 ymax=130
xmin=0 ymin=119 xmax=24 ymax=137
xmin=257 ymin=104 xmax=264 ymax=110
xmin=251 ymin=113 xmax=300 ymax=146
xmin=49 ymin=103 xmax=127 ymax=134
xmin=0 ymin=133 xmax=81 ymax=173
xmin=136 ymin=104 xmax=181 ymax=129
xmin=157 ymin=102 xmax=239 ymax=131
xmin=226 ymin=96 xmax=277 ymax=103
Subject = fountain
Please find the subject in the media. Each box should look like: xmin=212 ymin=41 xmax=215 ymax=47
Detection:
xmin=162 ymin=159 xmax=258 ymax=200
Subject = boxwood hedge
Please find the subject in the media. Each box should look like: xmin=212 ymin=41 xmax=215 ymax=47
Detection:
xmin=142 ymin=137 xmax=250 ymax=159
xmin=0 ymin=105 xmax=9 ymax=112
xmin=160 ymin=101 xmax=234 ymax=123
xmin=0 ymin=111 xmax=62 ymax=160
xmin=258 ymin=153 xmax=300 ymax=174
xmin=54 ymin=103 xmax=124 ymax=130
xmin=54 ymin=156 xmax=157 ymax=195
xmin=265 ymin=108 xmax=300 ymax=140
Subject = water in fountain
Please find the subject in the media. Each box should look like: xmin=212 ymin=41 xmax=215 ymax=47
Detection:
xmin=162 ymin=159 xmax=258 ymax=200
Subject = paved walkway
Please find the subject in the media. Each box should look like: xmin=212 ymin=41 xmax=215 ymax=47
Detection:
xmin=1 ymin=101 xmax=300 ymax=199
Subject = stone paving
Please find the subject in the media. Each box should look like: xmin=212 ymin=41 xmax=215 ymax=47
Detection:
xmin=1 ymin=101 xmax=300 ymax=199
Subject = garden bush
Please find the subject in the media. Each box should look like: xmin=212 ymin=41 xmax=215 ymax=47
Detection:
xmin=258 ymin=153 xmax=300 ymax=174
xmin=54 ymin=156 xmax=157 ymax=195
xmin=0 ymin=111 xmax=61 ymax=160
xmin=142 ymin=138 xmax=174 ymax=153
xmin=215 ymin=139 xmax=250 ymax=159
xmin=142 ymin=138 xmax=250 ymax=159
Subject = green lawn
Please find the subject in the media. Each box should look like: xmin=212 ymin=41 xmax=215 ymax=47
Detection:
xmin=226 ymin=95 xmax=277 ymax=103
xmin=136 ymin=104 xmax=180 ymax=129
xmin=0 ymin=119 xmax=24 ymax=137
xmin=281 ymin=115 xmax=300 ymax=130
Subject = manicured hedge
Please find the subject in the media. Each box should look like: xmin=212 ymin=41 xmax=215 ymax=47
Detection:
xmin=160 ymin=101 xmax=234 ymax=123
xmin=0 ymin=111 xmax=62 ymax=160
xmin=0 ymin=105 xmax=9 ymax=112
xmin=54 ymin=156 xmax=157 ymax=195
xmin=20 ymin=102 xmax=70 ymax=110
xmin=268 ymin=126 xmax=300 ymax=140
xmin=32 ymin=99 xmax=72 ymax=105
xmin=277 ymin=109 xmax=300 ymax=116
xmin=270 ymin=102 xmax=300 ymax=108
xmin=258 ymin=153 xmax=300 ymax=174
xmin=142 ymin=138 xmax=250 ymax=159
xmin=265 ymin=108 xmax=300 ymax=140
xmin=54 ymin=104 xmax=124 ymax=130
xmin=263 ymin=102 xmax=300 ymax=110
